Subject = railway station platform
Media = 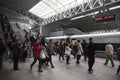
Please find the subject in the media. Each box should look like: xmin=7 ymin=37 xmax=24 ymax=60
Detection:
xmin=0 ymin=56 xmax=119 ymax=80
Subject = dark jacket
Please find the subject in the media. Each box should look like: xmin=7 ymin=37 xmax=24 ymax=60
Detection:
xmin=11 ymin=42 xmax=20 ymax=57
xmin=0 ymin=42 xmax=6 ymax=56
xmin=82 ymin=42 xmax=88 ymax=51
xmin=40 ymin=38 xmax=45 ymax=46
xmin=30 ymin=36 xmax=35 ymax=43
xmin=59 ymin=42 xmax=64 ymax=54
xmin=87 ymin=42 xmax=95 ymax=57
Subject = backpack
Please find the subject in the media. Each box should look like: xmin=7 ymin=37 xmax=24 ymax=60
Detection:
xmin=74 ymin=44 xmax=79 ymax=52
xmin=84 ymin=44 xmax=89 ymax=55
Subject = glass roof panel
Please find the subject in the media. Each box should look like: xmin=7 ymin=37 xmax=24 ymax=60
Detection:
xmin=58 ymin=0 xmax=75 ymax=5
xmin=29 ymin=1 xmax=53 ymax=17
xmin=29 ymin=0 xmax=90 ymax=19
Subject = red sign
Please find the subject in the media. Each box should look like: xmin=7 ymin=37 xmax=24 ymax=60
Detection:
xmin=94 ymin=14 xmax=116 ymax=23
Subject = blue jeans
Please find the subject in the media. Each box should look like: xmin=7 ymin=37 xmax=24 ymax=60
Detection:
xmin=0 ymin=55 xmax=3 ymax=69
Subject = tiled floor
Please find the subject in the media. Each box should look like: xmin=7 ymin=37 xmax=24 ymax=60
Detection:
xmin=0 ymin=55 xmax=120 ymax=80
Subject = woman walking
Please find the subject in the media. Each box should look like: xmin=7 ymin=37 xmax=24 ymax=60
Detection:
xmin=30 ymin=39 xmax=43 ymax=72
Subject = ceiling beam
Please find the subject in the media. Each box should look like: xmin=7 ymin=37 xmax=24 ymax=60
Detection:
xmin=42 ymin=0 xmax=120 ymax=25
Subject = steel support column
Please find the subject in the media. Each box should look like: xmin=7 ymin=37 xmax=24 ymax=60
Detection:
xmin=39 ymin=24 xmax=43 ymax=35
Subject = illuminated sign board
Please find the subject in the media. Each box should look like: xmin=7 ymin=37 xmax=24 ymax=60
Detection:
xmin=94 ymin=14 xmax=116 ymax=23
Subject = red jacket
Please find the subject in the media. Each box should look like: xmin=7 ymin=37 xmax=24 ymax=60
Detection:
xmin=33 ymin=44 xmax=42 ymax=59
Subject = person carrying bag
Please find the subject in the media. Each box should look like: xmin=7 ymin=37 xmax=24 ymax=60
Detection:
xmin=65 ymin=43 xmax=71 ymax=64
xmin=30 ymin=39 xmax=43 ymax=72
xmin=40 ymin=48 xmax=46 ymax=59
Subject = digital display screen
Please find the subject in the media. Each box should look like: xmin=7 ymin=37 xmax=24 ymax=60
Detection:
xmin=94 ymin=14 xmax=116 ymax=23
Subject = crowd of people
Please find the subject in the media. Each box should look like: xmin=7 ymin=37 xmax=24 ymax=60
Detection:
xmin=0 ymin=29 xmax=120 ymax=74
xmin=0 ymin=15 xmax=120 ymax=75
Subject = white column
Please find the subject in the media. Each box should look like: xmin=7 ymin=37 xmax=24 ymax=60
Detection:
xmin=39 ymin=24 xmax=43 ymax=36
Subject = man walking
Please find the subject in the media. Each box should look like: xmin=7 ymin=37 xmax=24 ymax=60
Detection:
xmin=12 ymin=40 xmax=21 ymax=70
xmin=87 ymin=38 xmax=95 ymax=73
xmin=104 ymin=42 xmax=114 ymax=67
xmin=75 ymin=40 xmax=83 ymax=64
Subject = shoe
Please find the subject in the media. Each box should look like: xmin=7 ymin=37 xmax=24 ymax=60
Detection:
xmin=76 ymin=62 xmax=80 ymax=64
xmin=67 ymin=63 xmax=70 ymax=64
xmin=88 ymin=69 xmax=94 ymax=72
xmin=89 ymin=70 xmax=93 ymax=73
xmin=46 ymin=64 xmax=49 ymax=66
xmin=91 ymin=69 xmax=94 ymax=71
xmin=38 ymin=70 xmax=43 ymax=72
xmin=51 ymin=66 xmax=55 ymax=68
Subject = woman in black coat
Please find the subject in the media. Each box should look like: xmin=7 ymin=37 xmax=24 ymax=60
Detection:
xmin=11 ymin=40 xmax=21 ymax=70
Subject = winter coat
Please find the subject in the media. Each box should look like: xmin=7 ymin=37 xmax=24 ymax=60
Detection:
xmin=105 ymin=44 xmax=114 ymax=55
xmin=65 ymin=46 xmax=71 ymax=56
xmin=76 ymin=43 xmax=83 ymax=55
xmin=47 ymin=42 xmax=54 ymax=54
xmin=33 ymin=44 xmax=42 ymax=59
xmin=40 ymin=38 xmax=45 ymax=46
xmin=11 ymin=42 xmax=21 ymax=58
xmin=87 ymin=42 xmax=95 ymax=57
xmin=59 ymin=43 xmax=64 ymax=55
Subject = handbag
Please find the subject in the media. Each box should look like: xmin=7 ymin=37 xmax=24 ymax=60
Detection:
xmin=65 ymin=49 xmax=71 ymax=55
xmin=40 ymin=50 xmax=46 ymax=59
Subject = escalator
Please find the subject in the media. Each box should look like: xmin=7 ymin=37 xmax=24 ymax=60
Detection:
xmin=0 ymin=14 xmax=12 ymax=60
xmin=10 ymin=21 xmax=32 ymax=43
xmin=10 ymin=23 xmax=26 ymax=42
xmin=0 ymin=14 xmax=33 ymax=58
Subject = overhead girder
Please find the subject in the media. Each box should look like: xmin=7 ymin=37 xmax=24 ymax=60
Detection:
xmin=42 ymin=0 xmax=120 ymax=25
